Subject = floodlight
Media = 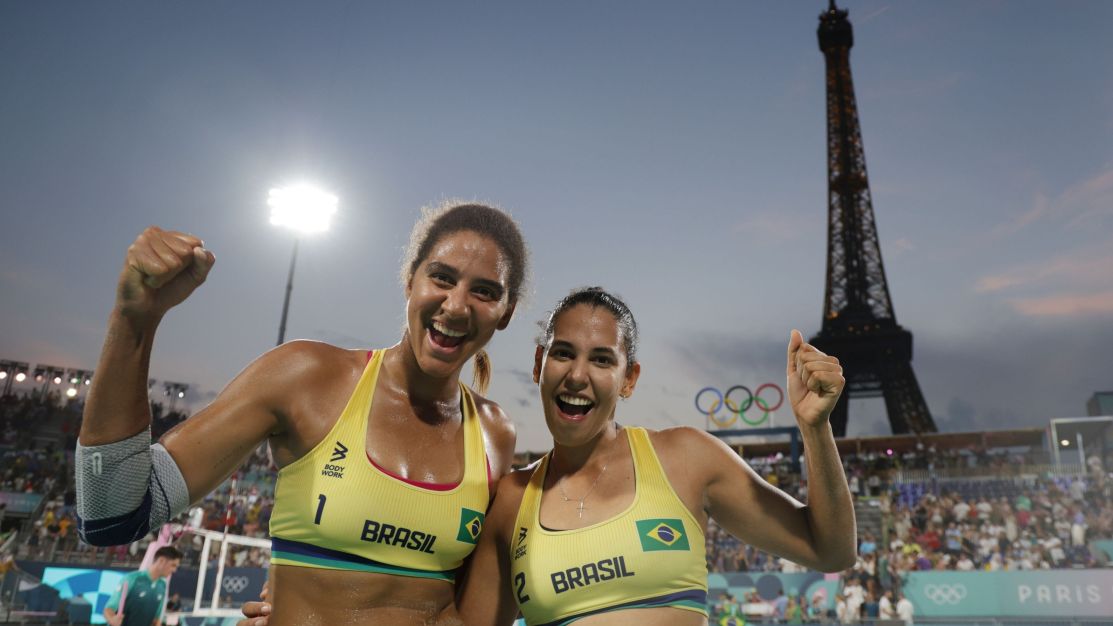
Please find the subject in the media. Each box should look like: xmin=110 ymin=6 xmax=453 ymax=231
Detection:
xmin=0 ymin=360 xmax=30 ymax=393
xmin=268 ymin=183 xmax=339 ymax=346
xmin=1060 ymin=439 xmax=1070 ymax=447
xmin=52 ymin=376 xmax=62 ymax=385
xmin=163 ymin=382 xmax=189 ymax=406
xmin=268 ymin=185 xmax=338 ymax=234
xmin=66 ymin=388 xmax=78 ymax=398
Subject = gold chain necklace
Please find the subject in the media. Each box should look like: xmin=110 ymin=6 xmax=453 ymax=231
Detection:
xmin=557 ymin=462 xmax=608 ymax=519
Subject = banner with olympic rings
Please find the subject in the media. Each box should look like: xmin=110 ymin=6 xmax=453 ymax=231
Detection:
xmin=902 ymin=569 xmax=1113 ymax=617
xmin=695 ymin=383 xmax=784 ymax=429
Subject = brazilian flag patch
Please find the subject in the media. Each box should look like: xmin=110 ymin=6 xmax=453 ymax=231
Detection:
xmin=456 ymin=508 xmax=485 ymax=544
xmin=636 ymin=518 xmax=690 ymax=551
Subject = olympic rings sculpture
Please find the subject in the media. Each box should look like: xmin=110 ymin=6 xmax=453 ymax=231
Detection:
xmin=695 ymin=383 xmax=784 ymax=428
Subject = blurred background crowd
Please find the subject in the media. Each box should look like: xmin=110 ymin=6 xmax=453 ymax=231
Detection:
xmin=2 ymin=390 xmax=1112 ymax=622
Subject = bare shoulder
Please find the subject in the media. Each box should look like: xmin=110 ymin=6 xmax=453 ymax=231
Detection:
xmin=160 ymin=341 xmax=356 ymax=423
xmin=471 ymin=390 xmax=516 ymax=444
xmin=469 ymin=388 xmax=518 ymax=473
xmin=646 ymin=425 xmax=727 ymax=457
xmin=251 ymin=340 xmax=363 ymax=382
xmin=646 ymin=426 xmax=744 ymax=484
xmin=488 ymin=464 xmax=537 ymax=530
xmin=229 ymin=340 xmax=365 ymax=423
xmin=497 ymin=460 xmax=538 ymax=499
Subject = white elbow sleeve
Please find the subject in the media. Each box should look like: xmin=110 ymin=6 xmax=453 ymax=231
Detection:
xmin=75 ymin=428 xmax=190 ymax=546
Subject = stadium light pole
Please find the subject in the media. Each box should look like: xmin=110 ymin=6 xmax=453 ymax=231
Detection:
xmin=268 ymin=185 xmax=338 ymax=346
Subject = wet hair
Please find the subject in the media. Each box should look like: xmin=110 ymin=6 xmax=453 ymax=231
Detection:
xmin=537 ymin=287 xmax=639 ymax=371
xmin=401 ymin=201 xmax=530 ymax=393
xmin=154 ymin=546 xmax=182 ymax=561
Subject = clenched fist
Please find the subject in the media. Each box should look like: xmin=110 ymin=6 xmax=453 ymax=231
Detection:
xmin=786 ymin=329 xmax=845 ymax=428
xmin=116 ymin=226 xmax=215 ymax=321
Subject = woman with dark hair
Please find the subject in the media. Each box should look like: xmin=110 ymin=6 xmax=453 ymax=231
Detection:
xmin=454 ymin=286 xmax=855 ymax=625
xmin=76 ymin=202 xmax=529 ymax=626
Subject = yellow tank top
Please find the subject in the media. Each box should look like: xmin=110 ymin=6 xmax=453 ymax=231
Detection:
xmin=510 ymin=427 xmax=708 ymax=626
xmin=269 ymin=349 xmax=489 ymax=582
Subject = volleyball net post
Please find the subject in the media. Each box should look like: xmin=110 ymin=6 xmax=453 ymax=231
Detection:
xmin=184 ymin=528 xmax=271 ymax=618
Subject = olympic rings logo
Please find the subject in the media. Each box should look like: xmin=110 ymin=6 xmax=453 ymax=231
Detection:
xmin=222 ymin=576 xmax=250 ymax=594
xmin=923 ymin=584 xmax=967 ymax=605
xmin=695 ymin=384 xmax=784 ymax=428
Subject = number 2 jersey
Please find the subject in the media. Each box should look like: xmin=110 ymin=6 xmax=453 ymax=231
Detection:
xmin=510 ymin=427 xmax=708 ymax=626
xmin=268 ymin=349 xmax=490 ymax=582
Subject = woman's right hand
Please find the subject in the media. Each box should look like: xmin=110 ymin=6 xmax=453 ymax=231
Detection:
xmin=237 ymin=581 xmax=271 ymax=626
xmin=116 ymin=226 xmax=215 ymax=322
xmin=237 ymin=600 xmax=272 ymax=626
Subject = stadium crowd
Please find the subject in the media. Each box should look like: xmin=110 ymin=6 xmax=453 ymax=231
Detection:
xmin=4 ymin=388 xmax=1113 ymax=623
xmin=705 ymin=449 xmax=1113 ymax=622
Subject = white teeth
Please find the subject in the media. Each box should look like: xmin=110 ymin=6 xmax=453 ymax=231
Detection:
xmin=558 ymin=394 xmax=593 ymax=406
xmin=432 ymin=321 xmax=466 ymax=337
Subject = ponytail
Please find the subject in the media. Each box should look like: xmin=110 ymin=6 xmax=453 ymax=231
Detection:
xmin=472 ymin=349 xmax=491 ymax=395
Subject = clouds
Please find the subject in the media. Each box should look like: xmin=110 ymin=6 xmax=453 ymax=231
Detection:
xmin=916 ymin=318 xmax=1113 ymax=431
xmin=729 ymin=211 xmax=813 ymax=245
xmin=3 ymin=1 xmax=1111 ymax=456
xmin=658 ymin=317 xmax=1113 ymax=438
xmin=994 ymin=166 xmax=1113 ymax=237
xmin=888 ymin=237 xmax=915 ymax=258
xmin=974 ymin=167 xmax=1113 ymax=319
xmin=666 ymin=330 xmax=787 ymax=385
xmin=974 ymin=240 xmax=1113 ymax=294
xmin=1008 ymin=292 xmax=1113 ymax=318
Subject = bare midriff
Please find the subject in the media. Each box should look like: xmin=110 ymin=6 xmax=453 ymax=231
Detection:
xmin=574 ymin=607 xmax=708 ymax=626
xmin=269 ymin=565 xmax=462 ymax=626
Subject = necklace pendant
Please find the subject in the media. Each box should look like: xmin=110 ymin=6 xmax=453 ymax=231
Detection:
xmin=577 ymin=501 xmax=587 ymax=518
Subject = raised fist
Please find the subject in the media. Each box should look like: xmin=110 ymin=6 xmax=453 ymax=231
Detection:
xmin=786 ymin=329 xmax=845 ymax=427
xmin=116 ymin=226 xmax=215 ymax=321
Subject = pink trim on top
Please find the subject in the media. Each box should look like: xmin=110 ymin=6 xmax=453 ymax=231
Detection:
xmin=366 ymin=453 xmax=494 ymax=492
xmin=366 ymin=453 xmax=458 ymax=491
xmin=366 ymin=349 xmax=375 ymax=362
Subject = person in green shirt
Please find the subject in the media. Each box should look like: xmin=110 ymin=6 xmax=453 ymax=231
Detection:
xmin=714 ymin=592 xmax=747 ymax=626
xmin=104 ymin=546 xmax=182 ymax=626
xmin=785 ymin=596 xmax=805 ymax=624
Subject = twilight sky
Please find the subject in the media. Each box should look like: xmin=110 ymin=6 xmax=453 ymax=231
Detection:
xmin=2 ymin=1 xmax=1111 ymax=452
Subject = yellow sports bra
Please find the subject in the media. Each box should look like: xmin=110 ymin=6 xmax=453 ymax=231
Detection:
xmin=269 ymin=349 xmax=489 ymax=582
xmin=510 ymin=427 xmax=708 ymax=626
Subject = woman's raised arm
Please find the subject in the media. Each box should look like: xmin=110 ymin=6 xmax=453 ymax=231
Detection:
xmin=685 ymin=330 xmax=856 ymax=572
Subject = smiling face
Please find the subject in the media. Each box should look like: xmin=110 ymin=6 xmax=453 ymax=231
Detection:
xmin=405 ymin=229 xmax=515 ymax=380
xmin=534 ymin=304 xmax=640 ymax=447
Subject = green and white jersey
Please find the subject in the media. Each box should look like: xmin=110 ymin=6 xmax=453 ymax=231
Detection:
xmin=105 ymin=570 xmax=166 ymax=626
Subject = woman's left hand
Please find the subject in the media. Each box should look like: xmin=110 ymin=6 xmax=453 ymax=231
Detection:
xmin=786 ymin=329 xmax=845 ymax=427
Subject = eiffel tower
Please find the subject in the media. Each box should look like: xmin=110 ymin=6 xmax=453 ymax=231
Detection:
xmin=809 ymin=0 xmax=936 ymax=437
